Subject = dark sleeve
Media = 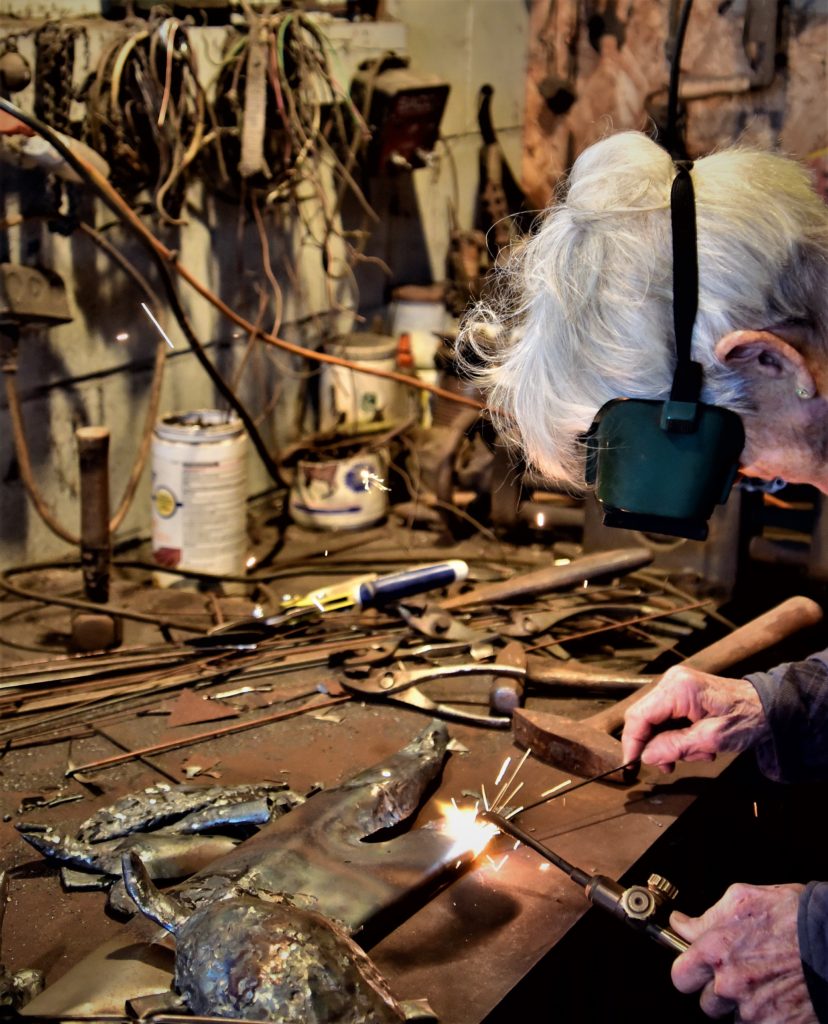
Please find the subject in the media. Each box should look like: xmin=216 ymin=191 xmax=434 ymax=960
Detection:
xmin=745 ymin=650 xmax=828 ymax=783
xmin=799 ymin=882 xmax=828 ymax=1023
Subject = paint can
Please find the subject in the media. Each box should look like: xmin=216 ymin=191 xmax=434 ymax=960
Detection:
xmin=320 ymin=333 xmax=401 ymax=432
xmin=288 ymin=448 xmax=389 ymax=531
xmin=151 ymin=410 xmax=248 ymax=585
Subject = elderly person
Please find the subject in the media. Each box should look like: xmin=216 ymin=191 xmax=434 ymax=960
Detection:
xmin=462 ymin=130 xmax=828 ymax=1023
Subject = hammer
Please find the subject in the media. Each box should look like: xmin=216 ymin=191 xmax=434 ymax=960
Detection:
xmin=512 ymin=595 xmax=823 ymax=777
xmin=439 ymin=547 xmax=653 ymax=610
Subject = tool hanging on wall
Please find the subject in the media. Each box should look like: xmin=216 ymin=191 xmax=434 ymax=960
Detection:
xmin=34 ymin=21 xmax=82 ymax=137
xmin=350 ymin=53 xmax=449 ymax=175
xmin=474 ymin=83 xmax=530 ymax=261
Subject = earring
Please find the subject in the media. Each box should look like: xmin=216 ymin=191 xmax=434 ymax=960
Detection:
xmin=796 ymin=386 xmax=813 ymax=399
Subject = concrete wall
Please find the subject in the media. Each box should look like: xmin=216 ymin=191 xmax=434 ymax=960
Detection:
xmin=0 ymin=2 xmax=531 ymax=567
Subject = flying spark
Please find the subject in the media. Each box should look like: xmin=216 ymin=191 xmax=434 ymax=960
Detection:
xmin=490 ymin=748 xmax=531 ymax=813
xmin=540 ymin=779 xmax=572 ymax=798
xmin=360 ymin=470 xmax=390 ymax=492
xmin=494 ymin=757 xmax=511 ymax=787
xmin=140 ymin=302 xmax=175 ymax=349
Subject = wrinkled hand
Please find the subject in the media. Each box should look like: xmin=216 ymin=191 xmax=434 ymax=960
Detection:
xmin=621 ymin=666 xmax=769 ymax=772
xmin=670 ymin=882 xmax=815 ymax=1022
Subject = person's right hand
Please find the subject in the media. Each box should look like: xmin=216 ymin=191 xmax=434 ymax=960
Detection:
xmin=670 ymin=882 xmax=815 ymax=1022
xmin=621 ymin=665 xmax=770 ymax=772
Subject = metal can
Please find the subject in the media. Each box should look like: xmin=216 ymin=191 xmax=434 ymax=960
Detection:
xmin=151 ymin=411 xmax=248 ymax=585
xmin=320 ymin=333 xmax=401 ymax=433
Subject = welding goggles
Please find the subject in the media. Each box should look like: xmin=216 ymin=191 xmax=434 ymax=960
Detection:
xmin=581 ymin=162 xmax=745 ymax=541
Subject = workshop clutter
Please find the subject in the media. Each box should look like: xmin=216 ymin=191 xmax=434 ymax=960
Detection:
xmin=151 ymin=411 xmax=249 ymax=584
xmin=320 ymin=332 xmax=402 ymax=433
xmin=287 ymin=441 xmax=390 ymax=531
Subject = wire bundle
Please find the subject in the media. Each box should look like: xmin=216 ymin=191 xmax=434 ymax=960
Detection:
xmin=83 ymin=14 xmax=218 ymax=223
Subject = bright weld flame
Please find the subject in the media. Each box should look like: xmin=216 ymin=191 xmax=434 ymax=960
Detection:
xmin=360 ymin=469 xmax=391 ymax=492
xmin=535 ymin=512 xmax=545 ymax=528
xmin=438 ymin=799 xmax=499 ymax=859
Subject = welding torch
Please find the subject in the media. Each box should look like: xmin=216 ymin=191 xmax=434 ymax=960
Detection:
xmin=478 ymin=809 xmax=689 ymax=955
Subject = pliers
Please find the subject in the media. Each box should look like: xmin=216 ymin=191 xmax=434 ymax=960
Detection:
xmin=341 ymin=658 xmax=652 ymax=728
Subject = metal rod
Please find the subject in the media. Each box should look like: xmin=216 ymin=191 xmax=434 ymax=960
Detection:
xmin=518 ymin=760 xmax=640 ymax=815
xmin=478 ymin=809 xmax=589 ymax=885
xmin=526 ymin=599 xmax=711 ymax=653
xmin=65 ymin=695 xmax=351 ymax=777
xmin=76 ymin=426 xmax=111 ymax=603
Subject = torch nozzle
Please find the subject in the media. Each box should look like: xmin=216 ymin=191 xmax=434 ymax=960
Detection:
xmin=476 ymin=809 xmax=591 ymax=886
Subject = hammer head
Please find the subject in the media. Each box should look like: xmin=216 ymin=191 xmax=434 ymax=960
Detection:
xmin=512 ymin=708 xmax=638 ymax=782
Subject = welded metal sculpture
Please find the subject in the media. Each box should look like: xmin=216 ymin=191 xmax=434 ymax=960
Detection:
xmin=124 ymin=853 xmax=406 ymax=1023
xmin=22 ymin=722 xmax=455 ymax=1020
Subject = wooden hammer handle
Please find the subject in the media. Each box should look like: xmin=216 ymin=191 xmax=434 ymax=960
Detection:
xmin=587 ymin=595 xmax=823 ymax=734
xmin=439 ymin=547 xmax=653 ymax=610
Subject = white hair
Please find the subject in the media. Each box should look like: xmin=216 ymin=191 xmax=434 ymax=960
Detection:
xmin=460 ymin=131 xmax=828 ymax=486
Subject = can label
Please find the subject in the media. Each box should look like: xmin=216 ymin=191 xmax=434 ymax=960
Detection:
xmin=151 ymin=413 xmax=247 ymax=579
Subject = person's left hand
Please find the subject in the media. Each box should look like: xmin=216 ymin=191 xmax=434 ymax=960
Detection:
xmin=670 ymin=881 xmax=815 ymax=1022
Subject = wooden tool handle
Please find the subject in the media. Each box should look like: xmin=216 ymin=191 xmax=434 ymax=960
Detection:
xmin=587 ymin=595 xmax=824 ymax=734
xmin=440 ymin=547 xmax=653 ymax=610
xmin=489 ymin=640 xmax=528 ymax=714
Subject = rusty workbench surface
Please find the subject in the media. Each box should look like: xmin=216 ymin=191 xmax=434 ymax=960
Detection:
xmin=0 ymin=660 xmax=726 ymax=1024
xmin=0 ymin=530 xmax=770 ymax=1021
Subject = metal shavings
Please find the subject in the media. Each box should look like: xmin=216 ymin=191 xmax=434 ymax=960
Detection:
xmin=313 ymin=710 xmax=345 ymax=724
xmin=210 ymin=686 xmax=272 ymax=700
xmin=18 ymin=793 xmax=84 ymax=813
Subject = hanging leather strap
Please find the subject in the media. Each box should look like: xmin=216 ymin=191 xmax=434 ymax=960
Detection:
xmin=668 ymin=160 xmax=702 ymax=404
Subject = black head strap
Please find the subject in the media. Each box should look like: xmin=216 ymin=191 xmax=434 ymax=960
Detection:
xmin=668 ymin=160 xmax=702 ymax=404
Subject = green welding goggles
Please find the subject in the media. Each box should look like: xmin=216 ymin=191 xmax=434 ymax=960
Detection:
xmin=581 ymin=163 xmax=745 ymax=541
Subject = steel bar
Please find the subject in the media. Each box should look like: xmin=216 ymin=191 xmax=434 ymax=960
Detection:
xmin=64 ymin=695 xmax=351 ymax=777
xmin=526 ymin=598 xmax=711 ymax=653
xmin=76 ymin=426 xmax=111 ymax=604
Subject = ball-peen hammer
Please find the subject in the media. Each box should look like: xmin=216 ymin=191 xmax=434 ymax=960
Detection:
xmin=512 ymin=595 xmax=823 ymax=777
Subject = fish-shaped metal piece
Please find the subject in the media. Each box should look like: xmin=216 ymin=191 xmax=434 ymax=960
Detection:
xmin=123 ymin=852 xmax=406 ymax=1023
xmin=16 ymin=824 xmax=238 ymax=880
xmin=76 ymin=781 xmax=298 ymax=842
xmin=171 ymin=721 xmax=457 ymax=931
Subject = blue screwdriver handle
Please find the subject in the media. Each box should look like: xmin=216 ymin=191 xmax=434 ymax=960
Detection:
xmin=357 ymin=560 xmax=468 ymax=608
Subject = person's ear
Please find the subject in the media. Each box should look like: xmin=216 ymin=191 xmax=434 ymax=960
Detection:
xmin=714 ymin=330 xmax=817 ymax=399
